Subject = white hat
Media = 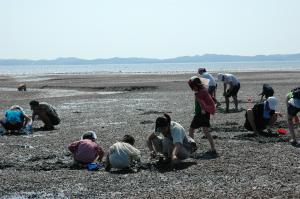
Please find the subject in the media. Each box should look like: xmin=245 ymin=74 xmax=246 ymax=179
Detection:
xmin=266 ymin=97 xmax=278 ymax=111
xmin=217 ymin=73 xmax=224 ymax=81
xmin=81 ymin=131 xmax=97 ymax=140
xmin=288 ymin=98 xmax=300 ymax=108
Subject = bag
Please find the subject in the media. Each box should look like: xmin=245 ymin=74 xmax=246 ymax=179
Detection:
xmin=291 ymin=87 xmax=300 ymax=99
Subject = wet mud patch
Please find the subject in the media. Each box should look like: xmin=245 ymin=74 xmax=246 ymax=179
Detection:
xmin=39 ymin=85 xmax=158 ymax=92
xmin=139 ymin=110 xmax=172 ymax=115
xmin=28 ymin=154 xmax=57 ymax=162
xmin=211 ymin=122 xmax=247 ymax=133
xmin=30 ymin=160 xmax=71 ymax=171
xmin=234 ymin=132 xmax=290 ymax=143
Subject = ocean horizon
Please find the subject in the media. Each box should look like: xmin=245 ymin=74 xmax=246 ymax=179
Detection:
xmin=1 ymin=60 xmax=300 ymax=75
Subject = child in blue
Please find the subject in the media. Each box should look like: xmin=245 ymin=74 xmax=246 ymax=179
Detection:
xmin=0 ymin=105 xmax=31 ymax=134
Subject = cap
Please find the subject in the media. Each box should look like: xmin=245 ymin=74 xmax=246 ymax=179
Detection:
xmin=81 ymin=131 xmax=97 ymax=140
xmin=198 ymin=68 xmax=206 ymax=74
xmin=266 ymin=97 xmax=278 ymax=111
xmin=288 ymin=98 xmax=300 ymax=109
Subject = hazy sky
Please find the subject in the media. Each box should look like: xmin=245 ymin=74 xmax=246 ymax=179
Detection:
xmin=1 ymin=0 xmax=299 ymax=59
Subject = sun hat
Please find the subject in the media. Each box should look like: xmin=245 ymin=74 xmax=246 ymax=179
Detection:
xmin=81 ymin=131 xmax=97 ymax=140
xmin=266 ymin=97 xmax=278 ymax=111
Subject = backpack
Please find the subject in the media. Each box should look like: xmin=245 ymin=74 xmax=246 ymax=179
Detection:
xmin=291 ymin=87 xmax=300 ymax=99
xmin=5 ymin=110 xmax=23 ymax=124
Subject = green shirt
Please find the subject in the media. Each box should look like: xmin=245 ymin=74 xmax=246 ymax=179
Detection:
xmin=195 ymin=100 xmax=201 ymax=115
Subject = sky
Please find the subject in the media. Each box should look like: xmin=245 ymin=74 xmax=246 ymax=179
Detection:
xmin=0 ymin=0 xmax=300 ymax=59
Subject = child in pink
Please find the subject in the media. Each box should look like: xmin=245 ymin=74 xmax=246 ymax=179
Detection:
xmin=68 ymin=131 xmax=104 ymax=165
xmin=188 ymin=76 xmax=217 ymax=154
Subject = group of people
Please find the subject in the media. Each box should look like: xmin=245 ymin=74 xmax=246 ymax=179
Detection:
xmin=68 ymin=131 xmax=141 ymax=171
xmin=1 ymin=68 xmax=300 ymax=171
xmin=0 ymin=100 xmax=60 ymax=134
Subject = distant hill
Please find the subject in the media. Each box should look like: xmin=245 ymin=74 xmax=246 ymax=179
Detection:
xmin=1 ymin=53 xmax=300 ymax=65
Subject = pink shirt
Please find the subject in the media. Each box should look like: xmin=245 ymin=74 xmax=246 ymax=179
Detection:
xmin=68 ymin=139 xmax=104 ymax=164
xmin=195 ymin=88 xmax=216 ymax=114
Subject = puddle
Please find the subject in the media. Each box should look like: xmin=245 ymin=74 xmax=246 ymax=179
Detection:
xmin=59 ymin=99 xmax=120 ymax=110
xmin=23 ymin=134 xmax=45 ymax=138
xmin=0 ymin=87 xmax=123 ymax=98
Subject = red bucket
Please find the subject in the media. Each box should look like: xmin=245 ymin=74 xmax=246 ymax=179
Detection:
xmin=277 ymin=128 xmax=287 ymax=135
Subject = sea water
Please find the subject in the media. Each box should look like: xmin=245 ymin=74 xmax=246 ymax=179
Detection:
xmin=0 ymin=61 xmax=300 ymax=75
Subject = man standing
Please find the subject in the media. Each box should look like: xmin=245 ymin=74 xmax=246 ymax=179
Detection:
xmin=218 ymin=73 xmax=240 ymax=113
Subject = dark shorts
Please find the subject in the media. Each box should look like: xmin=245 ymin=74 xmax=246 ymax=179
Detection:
xmin=208 ymin=84 xmax=217 ymax=95
xmin=244 ymin=112 xmax=267 ymax=131
xmin=48 ymin=114 xmax=60 ymax=125
xmin=287 ymin=104 xmax=300 ymax=117
xmin=190 ymin=113 xmax=210 ymax=128
xmin=226 ymin=83 xmax=240 ymax=97
xmin=0 ymin=119 xmax=23 ymax=131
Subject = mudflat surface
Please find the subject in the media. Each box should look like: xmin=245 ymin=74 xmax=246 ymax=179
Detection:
xmin=0 ymin=71 xmax=300 ymax=198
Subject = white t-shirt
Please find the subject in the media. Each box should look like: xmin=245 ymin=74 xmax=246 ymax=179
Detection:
xmin=201 ymin=72 xmax=217 ymax=87
xmin=108 ymin=142 xmax=141 ymax=169
xmin=155 ymin=121 xmax=188 ymax=145
xmin=223 ymin=74 xmax=239 ymax=86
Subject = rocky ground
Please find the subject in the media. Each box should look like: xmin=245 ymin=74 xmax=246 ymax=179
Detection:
xmin=0 ymin=71 xmax=300 ymax=198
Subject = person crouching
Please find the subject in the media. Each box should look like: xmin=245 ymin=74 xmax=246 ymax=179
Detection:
xmin=147 ymin=114 xmax=197 ymax=166
xmin=244 ymin=97 xmax=281 ymax=135
xmin=68 ymin=131 xmax=104 ymax=167
xmin=105 ymin=135 xmax=141 ymax=172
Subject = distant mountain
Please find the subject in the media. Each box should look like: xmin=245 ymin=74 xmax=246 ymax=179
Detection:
xmin=1 ymin=53 xmax=300 ymax=65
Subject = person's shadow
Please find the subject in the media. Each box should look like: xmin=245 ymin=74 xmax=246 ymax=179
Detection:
xmin=217 ymin=107 xmax=245 ymax=114
xmin=193 ymin=151 xmax=219 ymax=160
xmin=141 ymin=161 xmax=197 ymax=173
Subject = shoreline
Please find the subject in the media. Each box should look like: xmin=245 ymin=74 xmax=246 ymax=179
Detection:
xmin=1 ymin=69 xmax=300 ymax=78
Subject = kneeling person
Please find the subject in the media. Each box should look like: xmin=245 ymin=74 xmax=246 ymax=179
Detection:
xmin=30 ymin=100 xmax=60 ymax=130
xmin=68 ymin=131 xmax=104 ymax=165
xmin=244 ymin=97 xmax=279 ymax=134
xmin=286 ymin=87 xmax=300 ymax=144
xmin=147 ymin=114 xmax=196 ymax=166
xmin=0 ymin=105 xmax=31 ymax=134
xmin=105 ymin=135 xmax=141 ymax=171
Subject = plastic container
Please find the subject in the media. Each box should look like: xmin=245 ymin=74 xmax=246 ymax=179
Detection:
xmin=87 ymin=163 xmax=103 ymax=171
xmin=277 ymin=128 xmax=288 ymax=135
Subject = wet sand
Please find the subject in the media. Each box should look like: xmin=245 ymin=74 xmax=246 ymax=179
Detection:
xmin=0 ymin=71 xmax=300 ymax=198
